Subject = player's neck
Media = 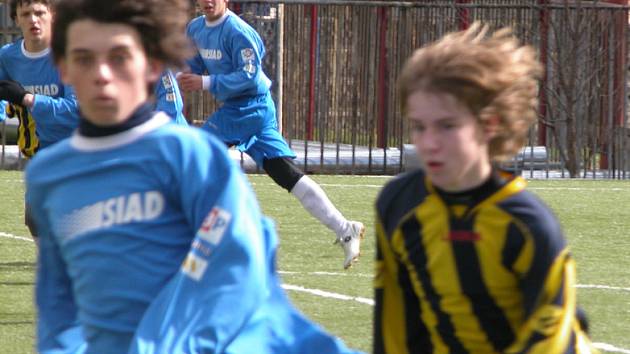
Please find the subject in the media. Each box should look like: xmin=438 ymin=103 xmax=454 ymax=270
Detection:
xmin=23 ymin=38 xmax=49 ymax=53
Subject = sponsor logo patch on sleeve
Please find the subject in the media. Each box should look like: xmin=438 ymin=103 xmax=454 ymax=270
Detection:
xmin=197 ymin=207 xmax=232 ymax=245
xmin=243 ymin=63 xmax=256 ymax=74
xmin=181 ymin=252 xmax=208 ymax=281
xmin=162 ymin=75 xmax=173 ymax=89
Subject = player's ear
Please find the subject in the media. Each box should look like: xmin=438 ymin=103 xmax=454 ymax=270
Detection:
xmin=146 ymin=59 xmax=164 ymax=83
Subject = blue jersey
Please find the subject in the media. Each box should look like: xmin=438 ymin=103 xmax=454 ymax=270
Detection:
xmin=27 ymin=112 xmax=360 ymax=354
xmin=0 ymin=39 xmax=79 ymax=149
xmin=186 ymin=11 xmax=295 ymax=165
xmin=186 ymin=10 xmax=272 ymax=103
xmin=154 ymin=69 xmax=187 ymax=125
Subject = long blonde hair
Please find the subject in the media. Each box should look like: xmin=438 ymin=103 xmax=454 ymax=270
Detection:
xmin=399 ymin=22 xmax=542 ymax=161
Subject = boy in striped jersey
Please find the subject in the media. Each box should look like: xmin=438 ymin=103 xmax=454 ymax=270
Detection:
xmin=374 ymin=23 xmax=597 ymax=354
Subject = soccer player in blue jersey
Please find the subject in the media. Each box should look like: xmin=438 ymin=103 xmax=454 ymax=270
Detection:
xmin=27 ymin=0 xmax=363 ymax=353
xmin=374 ymin=23 xmax=598 ymax=354
xmin=0 ymin=0 xmax=80 ymax=152
xmin=178 ymin=0 xmax=365 ymax=269
xmin=0 ymin=0 xmax=81 ymax=237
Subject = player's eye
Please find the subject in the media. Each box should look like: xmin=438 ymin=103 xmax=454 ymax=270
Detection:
xmin=438 ymin=120 xmax=457 ymax=130
xmin=72 ymin=55 xmax=94 ymax=67
xmin=410 ymin=121 xmax=425 ymax=133
xmin=109 ymin=52 xmax=131 ymax=66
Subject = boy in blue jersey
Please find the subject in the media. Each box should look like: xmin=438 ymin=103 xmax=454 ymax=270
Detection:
xmin=178 ymin=0 xmax=365 ymax=269
xmin=374 ymin=23 xmax=597 ymax=354
xmin=0 ymin=0 xmax=79 ymax=151
xmin=27 ymin=0 xmax=363 ymax=353
xmin=0 ymin=0 xmax=80 ymax=238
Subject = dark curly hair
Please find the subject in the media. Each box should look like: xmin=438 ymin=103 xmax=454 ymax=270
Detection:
xmin=9 ymin=0 xmax=54 ymax=21
xmin=51 ymin=0 xmax=192 ymax=69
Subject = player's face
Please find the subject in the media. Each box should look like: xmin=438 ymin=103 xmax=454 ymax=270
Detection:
xmin=59 ymin=19 xmax=161 ymax=126
xmin=197 ymin=0 xmax=229 ymax=22
xmin=14 ymin=2 xmax=52 ymax=50
xmin=407 ymin=90 xmax=493 ymax=192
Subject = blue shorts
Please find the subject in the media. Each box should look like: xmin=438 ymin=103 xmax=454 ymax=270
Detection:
xmin=201 ymin=92 xmax=296 ymax=166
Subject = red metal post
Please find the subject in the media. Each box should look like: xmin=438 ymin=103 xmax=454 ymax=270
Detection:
xmin=537 ymin=0 xmax=549 ymax=146
xmin=613 ymin=7 xmax=627 ymax=127
xmin=307 ymin=5 xmax=317 ymax=141
xmin=599 ymin=0 xmax=627 ymax=169
xmin=377 ymin=7 xmax=389 ymax=148
xmin=456 ymin=0 xmax=471 ymax=30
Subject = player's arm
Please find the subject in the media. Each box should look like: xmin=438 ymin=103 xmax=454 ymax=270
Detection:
xmin=130 ymin=134 xmax=272 ymax=352
xmin=154 ymin=70 xmax=188 ymax=125
xmin=178 ymin=32 xmax=265 ymax=103
xmin=176 ymin=23 xmax=209 ymax=92
xmin=27 ymin=84 xmax=80 ymax=133
xmin=504 ymin=218 xmax=593 ymax=353
xmin=205 ymin=31 xmax=266 ymax=101
xmin=26 ymin=168 xmax=86 ymax=354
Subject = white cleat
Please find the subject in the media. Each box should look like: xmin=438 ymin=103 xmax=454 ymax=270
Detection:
xmin=334 ymin=221 xmax=365 ymax=269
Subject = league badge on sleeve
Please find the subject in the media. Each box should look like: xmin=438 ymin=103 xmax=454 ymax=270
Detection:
xmin=241 ymin=48 xmax=255 ymax=61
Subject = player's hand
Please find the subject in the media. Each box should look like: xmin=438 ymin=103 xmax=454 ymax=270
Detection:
xmin=0 ymin=80 xmax=28 ymax=105
xmin=177 ymin=73 xmax=203 ymax=92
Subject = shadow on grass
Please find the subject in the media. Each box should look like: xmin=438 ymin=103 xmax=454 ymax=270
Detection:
xmin=0 ymin=320 xmax=34 ymax=326
xmin=0 ymin=261 xmax=35 ymax=271
xmin=0 ymin=281 xmax=33 ymax=286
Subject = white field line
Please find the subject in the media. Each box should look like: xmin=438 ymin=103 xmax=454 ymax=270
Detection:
xmin=0 ymin=231 xmax=33 ymax=242
xmin=250 ymin=181 xmax=629 ymax=191
xmin=279 ymin=270 xmax=373 ymax=278
xmin=2 ymin=231 xmax=628 ymax=353
xmin=4 ymin=232 xmax=630 ymax=295
xmin=594 ymin=343 xmax=630 ymax=354
xmin=250 ymin=182 xmax=384 ymax=188
xmin=280 ymin=271 xmax=630 ymax=292
xmin=528 ymin=187 xmax=629 ymax=191
xmin=1 ymin=179 xmax=24 ymax=183
xmin=282 ymin=284 xmax=374 ymax=305
xmin=4 ymin=232 xmax=630 ymax=293
xmin=576 ymin=284 xmax=630 ymax=293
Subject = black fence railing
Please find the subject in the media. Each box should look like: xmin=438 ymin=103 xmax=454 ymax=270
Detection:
xmin=1 ymin=0 xmax=629 ymax=178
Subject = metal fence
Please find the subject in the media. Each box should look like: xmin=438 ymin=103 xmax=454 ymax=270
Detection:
xmin=223 ymin=0 xmax=629 ymax=178
xmin=1 ymin=0 xmax=629 ymax=178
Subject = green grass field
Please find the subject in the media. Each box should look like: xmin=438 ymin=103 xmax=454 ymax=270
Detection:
xmin=1 ymin=170 xmax=629 ymax=353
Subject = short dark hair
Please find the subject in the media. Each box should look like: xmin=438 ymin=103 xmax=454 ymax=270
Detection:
xmin=51 ymin=0 xmax=192 ymax=68
xmin=9 ymin=0 xmax=53 ymax=21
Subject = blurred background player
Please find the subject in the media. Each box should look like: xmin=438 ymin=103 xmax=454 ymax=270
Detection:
xmin=0 ymin=0 xmax=79 ymax=154
xmin=373 ymin=23 xmax=598 ymax=353
xmin=177 ymin=0 xmax=365 ymax=269
xmin=27 ymin=0 xmax=364 ymax=352
xmin=0 ymin=0 xmax=80 ymax=237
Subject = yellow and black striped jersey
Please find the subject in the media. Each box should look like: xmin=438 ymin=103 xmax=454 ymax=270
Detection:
xmin=374 ymin=169 xmax=597 ymax=354
xmin=6 ymin=102 xmax=39 ymax=158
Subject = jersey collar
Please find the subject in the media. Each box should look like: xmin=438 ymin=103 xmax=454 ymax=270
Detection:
xmin=70 ymin=112 xmax=170 ymax=152
xmin=21 ymin=40 xmax=50 ymax=59
xmin=205 ymin=10 xmax=230 ymax=27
